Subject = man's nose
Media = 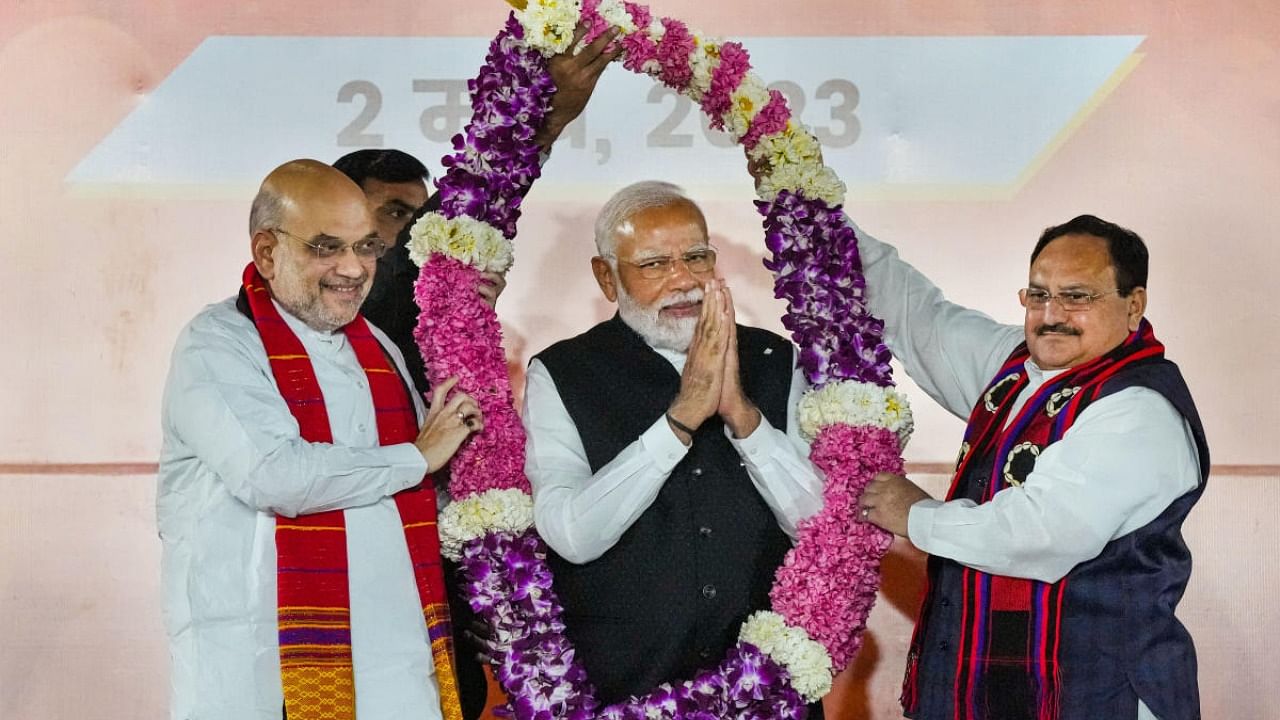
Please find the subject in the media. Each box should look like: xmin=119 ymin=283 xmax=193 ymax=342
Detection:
xmin=666 ymin=259 xmax=700 ymax=292
xmin=333 ymin=247 xmax=368 ymax=278
xmin=1041 ymin=295 xmax=1070 ymax=323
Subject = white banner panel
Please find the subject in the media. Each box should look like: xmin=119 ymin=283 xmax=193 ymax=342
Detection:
xmin=68 ymin=35 xmax=1142 ymax=196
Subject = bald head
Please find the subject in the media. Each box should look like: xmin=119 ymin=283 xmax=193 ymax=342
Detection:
xmin=249 ymin=159 xmax=370 ymax=236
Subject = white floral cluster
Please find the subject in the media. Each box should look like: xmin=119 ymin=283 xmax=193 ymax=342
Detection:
xmin=593 ymin=0 xmax=638 ymax=36
xmin=407 ymin=213 xmax=514 ymax=274
xmin=739 ymin=611 xmax=833 ymax=702
xmin=685 ymin=35 xmax=723 ymax=103
xmin=438 ymin=488 xmax=535 ymax=561
xmin=723 ymin=75 xmax=770 ymax=139
xmin=797 ymin=380 xmax=914 ymax=446
xmin=513 ymin=0 xmax=583 ymax=56
xmin=748 ymin=122 xmax=847 ymax=207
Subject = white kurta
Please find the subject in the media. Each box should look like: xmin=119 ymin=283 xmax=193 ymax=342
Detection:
xmin=158 ymin=297 xmax=443 ymax=720
xmin=522 ymin=340 xmax=826 ymax=564
xmin=855 ymin=224 xmax=1200 ymax=720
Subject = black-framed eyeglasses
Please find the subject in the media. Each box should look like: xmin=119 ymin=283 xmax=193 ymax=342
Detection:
xmin=272 ymin=228 xmax=388 ymax=261
xmin=1020 ymin=287 xmax=1121 ymax=311
xmin=607 ymin=246 xmax=718 ymax=280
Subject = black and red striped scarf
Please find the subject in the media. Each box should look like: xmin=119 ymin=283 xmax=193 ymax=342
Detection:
xmin=902 ymin=319 xmax=1166 ymax=720
xmin=240 ymin=263 xmax=463 ymax=720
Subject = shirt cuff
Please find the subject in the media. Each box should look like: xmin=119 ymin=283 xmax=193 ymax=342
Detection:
xmin=385 ymin=443 xmax=430 ymax=494
xmin=906 ymin=498 xmax=944 ymax=550
xmin=640 ymin=415 xmax=691 ymax=474
xmin=726 ymin=412 xmax=779 ymax=468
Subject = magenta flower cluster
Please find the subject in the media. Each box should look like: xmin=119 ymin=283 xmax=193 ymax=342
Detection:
xmin=700 ymin=41 xmax=750 ymax=128
xmin=769 ymin=424 xmax=900 ymax=668
xmin=739 ymin=90 xmax=789 ymax=151
xmin=413 ymin=255 xmax=529 ymax=498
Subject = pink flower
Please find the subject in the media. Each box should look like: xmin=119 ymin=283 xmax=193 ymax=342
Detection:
xmin=741 ymin=89 xmax=791 ymax=150
xmin=700 ymin=41 xmax=751 ymax=128
xmin=769 ymin=423 xmax=901 ymax=669
xmin=654 ymin=17 xmax=696 ymax=89
xmin=621 ymin=34 xmax=658 ymax=75
xmin=620 ymin=2 xmax=659 ymax=74
xmin=413 ymin=255 xmax=531 ymax=500
xmin=623 ymin=2 xmax=650 ymax=30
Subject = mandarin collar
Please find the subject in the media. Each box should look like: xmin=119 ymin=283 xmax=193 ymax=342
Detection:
xmin=1024 ymin=358 xmax=1069 ymax=386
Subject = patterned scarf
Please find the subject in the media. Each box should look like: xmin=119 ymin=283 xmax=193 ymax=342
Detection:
xmin=241 ymin=264 xmax=463 ymax=720
xmin=902 ymin=319 xmax=1166 ymax=720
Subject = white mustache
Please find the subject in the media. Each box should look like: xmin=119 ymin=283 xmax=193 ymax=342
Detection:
xmin=659 ymin=288 xmax=704 ymax=310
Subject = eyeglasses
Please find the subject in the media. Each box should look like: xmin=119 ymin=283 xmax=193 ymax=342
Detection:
xmin=609 ymin=246 xmax=718 ymax=280
xmin=272 ymin=228 xmax=388 ymax=261
xmin=1020 ymin=287 xmax=1121 ymax=311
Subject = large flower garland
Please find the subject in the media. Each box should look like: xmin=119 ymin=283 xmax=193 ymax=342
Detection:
xmin=409 ymin=2 xmax=913 ymax=717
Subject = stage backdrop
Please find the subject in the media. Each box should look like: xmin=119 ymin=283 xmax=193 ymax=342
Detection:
xmin=2 ymin=1 xmax=1277 ymax=718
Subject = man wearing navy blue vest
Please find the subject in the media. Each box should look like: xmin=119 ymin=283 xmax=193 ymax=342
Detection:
xmin=522 ymin=181 xmax=826 ymax=708
xmin=855 ymin=216 xmax=1207 ymax=720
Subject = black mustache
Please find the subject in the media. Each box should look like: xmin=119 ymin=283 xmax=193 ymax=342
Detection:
xmin=1036 ymin=324 xmax=1081 ymax=336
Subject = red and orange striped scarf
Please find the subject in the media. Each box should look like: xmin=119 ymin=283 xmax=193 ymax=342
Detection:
xmin=241 ymin=263 xmax=463 ymax=720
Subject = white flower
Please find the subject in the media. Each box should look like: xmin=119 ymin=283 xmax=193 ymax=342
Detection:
xmin=686 ymin=36 xmax=722 ymax=103
xmin=747 ymin=121 xmax=846 ymax=206
xmin=515 ymin=0 xmax=582 ymax=56
xmin=739 ymin=611 xmax=833 ymax=702
xmin=748 ymin=121 xmax=824 ymax=172
xmin=756 ymin=162 xmax=847 ymax=207
xmin=724 ymin=74 xmax=771 ymax=139
xmin=797 ymin=380 xmax=914 ymax=445
xmin=438 ymin=488 xmax=535 ymax=561
xmin=595 ymin=0 xmax=637 ymax=34
xmin=407 ymin=213 xmax=514 ymax=273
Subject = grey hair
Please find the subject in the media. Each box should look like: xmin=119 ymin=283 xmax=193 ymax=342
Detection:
xmin=593 ymin=180 xmax=706 ymax=257
xmin=248 ymin=187 xmax=286 ymax=236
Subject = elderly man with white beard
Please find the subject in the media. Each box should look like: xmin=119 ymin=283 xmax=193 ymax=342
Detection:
xmin=521 ymin=180 xmax=826 ymax=710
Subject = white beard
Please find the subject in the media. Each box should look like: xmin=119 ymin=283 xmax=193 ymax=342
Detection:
xmin=617 ymin=284 xmax=703 ymax=352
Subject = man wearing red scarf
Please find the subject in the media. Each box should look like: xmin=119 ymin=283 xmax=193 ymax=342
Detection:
xmin=855 ymin=216 xmax=1208 ymax=720
xmin=158 ymin=160 xmax=484 ymax=720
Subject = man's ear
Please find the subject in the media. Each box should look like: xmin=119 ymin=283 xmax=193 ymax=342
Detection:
xmin=1126 ymin=286 xmax=1147 ymax=331
xmin=251 ymin=229 xmax=280 ymax=280
xmin=591 ymin=256 xmax=619 ymax=303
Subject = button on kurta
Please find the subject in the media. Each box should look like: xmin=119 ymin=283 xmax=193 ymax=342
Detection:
xmin=701 ymin=584 xmax=717 ymax=599
xmin=692 ymin=467 xmax=704 ymax=477
xmin=699 ymin=526 xmax=713 ymax=538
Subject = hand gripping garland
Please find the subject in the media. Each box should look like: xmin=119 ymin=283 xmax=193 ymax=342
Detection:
xmin=407 ymin=2 xmax=914 ymax=717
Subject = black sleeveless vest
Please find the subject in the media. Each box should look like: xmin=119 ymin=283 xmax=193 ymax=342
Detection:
xmin=534 ymin=314 xmax=796 ymax=704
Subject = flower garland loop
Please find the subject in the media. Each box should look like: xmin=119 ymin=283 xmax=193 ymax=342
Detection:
xmin=409 ymin=2 xmax=912 ymax=717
